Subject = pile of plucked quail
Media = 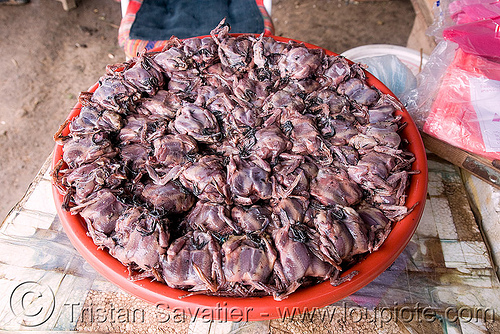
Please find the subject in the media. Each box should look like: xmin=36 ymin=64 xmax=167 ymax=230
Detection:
xmin=53 ymin=20 xmax=417 ymax=300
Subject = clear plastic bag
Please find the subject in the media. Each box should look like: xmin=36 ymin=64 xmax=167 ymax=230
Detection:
xmin=427 ymin=0 xmax=500 ymax=39
xmin=405 ymin=40 xmax=458 ymax=129
xmin=408 ymin=40 xmax=500 ymax=160
xmin=406 ymin=0 xmax=500 ymax=161
xmin=423 ymin=48 xmax=500 ymax=160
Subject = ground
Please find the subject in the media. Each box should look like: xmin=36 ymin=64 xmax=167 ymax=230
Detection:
xmin=0 ymin=0 xmax=415 ymax=220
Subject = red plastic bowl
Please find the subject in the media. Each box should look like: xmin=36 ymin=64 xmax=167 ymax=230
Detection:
xmin=52 ymin=36 xmax=428 ymax=321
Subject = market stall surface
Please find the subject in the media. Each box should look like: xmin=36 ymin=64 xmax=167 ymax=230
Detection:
xmin=1 ymin=155 xmax=499 ymax=333
xmin=0 ymin=0 xmax=415 ymax=221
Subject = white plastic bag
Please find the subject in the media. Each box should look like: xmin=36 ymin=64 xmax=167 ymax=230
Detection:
xmin=357 ymin=54 xmax=417 ymax=105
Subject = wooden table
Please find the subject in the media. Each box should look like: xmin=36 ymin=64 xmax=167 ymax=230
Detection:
xmin=0 ymin=153 xmax=499 ymax=333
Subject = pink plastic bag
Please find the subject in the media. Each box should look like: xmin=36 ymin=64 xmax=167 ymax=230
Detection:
xmin=423 ymin=48 xmax=500 ymax=160
xmin=449 ymin=0 xmax=500 ymax=23
xmin=448 ymin=0 xmax=495 ymax=18
xmin=443 ymin=17 xmax=500 ymax=59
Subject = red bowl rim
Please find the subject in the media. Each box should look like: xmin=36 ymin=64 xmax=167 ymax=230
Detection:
xmin=51 ymin=35 xmax=428 ymax=321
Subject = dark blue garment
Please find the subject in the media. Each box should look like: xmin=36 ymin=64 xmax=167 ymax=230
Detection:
xmin=129 ymin=0 xmax=265 ymax=40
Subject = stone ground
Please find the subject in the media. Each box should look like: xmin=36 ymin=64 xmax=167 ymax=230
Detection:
xmin=0 ymin=0 xmax=415 ymax=220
